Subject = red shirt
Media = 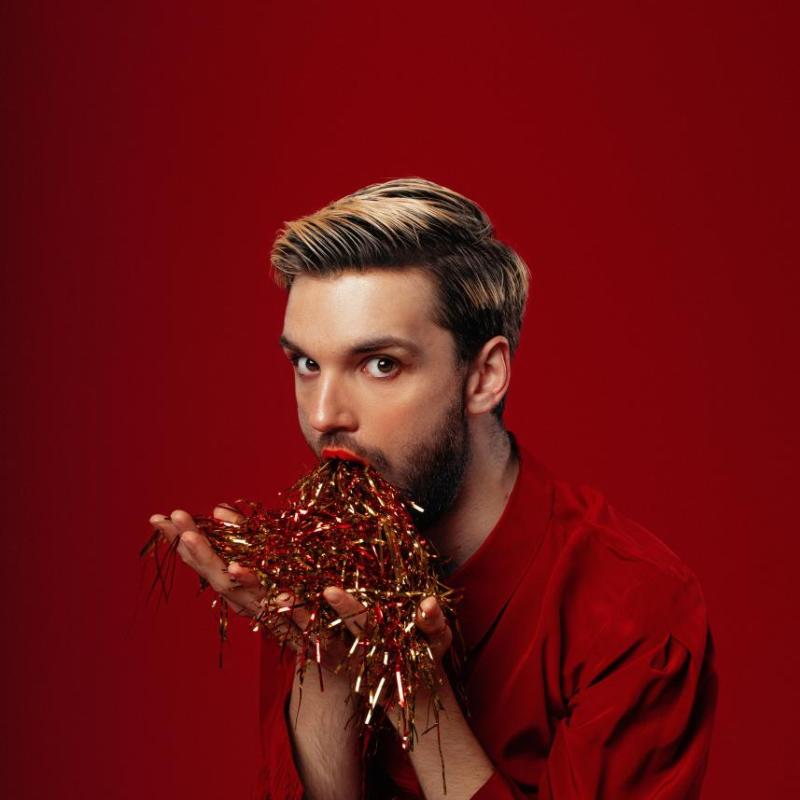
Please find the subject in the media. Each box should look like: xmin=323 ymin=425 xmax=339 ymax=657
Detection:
xmin=254 ymin=437 xmax=718 ymax=798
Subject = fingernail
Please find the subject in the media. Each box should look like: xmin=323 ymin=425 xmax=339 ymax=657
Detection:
xmin=422 ymin=597 xmax=437 ymax=615
xmin=323 ymin=587 xmax=341 ymax=603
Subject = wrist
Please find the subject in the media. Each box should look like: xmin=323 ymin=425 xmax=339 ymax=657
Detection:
xmin=385 ymin=670 xmax=452 ymax=735
xmin=288 ymin=662 xmax=357 ymax=723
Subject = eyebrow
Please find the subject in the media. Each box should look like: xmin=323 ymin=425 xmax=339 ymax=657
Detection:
xmin=279 ymin=334 xmax=421 ymax=357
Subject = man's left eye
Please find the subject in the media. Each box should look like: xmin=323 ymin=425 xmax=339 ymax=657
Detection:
xmin=363 ymin=356 xmax=398 ymax=378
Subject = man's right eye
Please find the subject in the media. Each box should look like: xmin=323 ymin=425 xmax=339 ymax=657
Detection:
xmin=291 ymin=356 xmax=319 ymax=376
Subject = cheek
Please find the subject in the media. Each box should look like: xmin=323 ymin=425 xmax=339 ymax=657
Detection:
xmin=364 ymin=376 xmax=456 ymax=440
xmin=293 ymin=379 xmax=318 ymax=415
xmin=293 ymin=386 xmax=312 ymax=428
xmin=400 ymin=370 xmax=458 ymax=409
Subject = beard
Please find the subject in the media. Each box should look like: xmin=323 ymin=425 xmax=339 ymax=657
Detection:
xmin=308 ymin=387 xmax=471 ymax=532
xmin=397 ymin=393 xmax=470 ymax=531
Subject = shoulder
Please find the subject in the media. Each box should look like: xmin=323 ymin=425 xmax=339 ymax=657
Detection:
xmin=550 ymin=477 xmax=692 ymax=583
xmin=533 ymin=477 xmax=714 ymax=698
xmin=543 ymin=476 xmax=710 ymax=652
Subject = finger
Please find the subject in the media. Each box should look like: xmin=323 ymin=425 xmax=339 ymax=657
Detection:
xmin=228 ymin=561 xmax=259 ymax=587
xmin=323 ymin=587 xmax=368 ymax=638
xmin=176 ymin=530 xmax=263 ymax=618
xmin=150 ymin=512 xmax=222 ymax=585
xmin=150 ymin=512 xmax=265 ymax=617
xmin=170 ymin=509 xmax=203 ymax=567
xmin=416 ymin=597 xmax=452 ymax=662
xmin=208 ymin=507 xmax=260 ymax=587
xmin=149 ymin=514 xmax=180 ymax=545
xmin=212 ymin=504 xmax=246 ymax=525
xmin=417 ymin=596 xmax=448 ymax=637
xmin=169 ymin=508 xmax=258 ymax=588
xmin=176 ymin=529 xmax=235 ymax=589
xmin=170 ymin=509 xmax=198 ymax=535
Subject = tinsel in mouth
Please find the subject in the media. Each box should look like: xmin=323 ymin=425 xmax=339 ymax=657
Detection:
xmin=141 ymin=456 xmax=464 ymax=781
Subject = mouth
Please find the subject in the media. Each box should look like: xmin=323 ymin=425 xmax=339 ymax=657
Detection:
xmin=321 ymin=446 xmax=369 ymax=467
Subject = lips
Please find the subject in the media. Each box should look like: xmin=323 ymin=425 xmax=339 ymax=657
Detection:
xmin=321 ymin=446 xmax=369 ymax=466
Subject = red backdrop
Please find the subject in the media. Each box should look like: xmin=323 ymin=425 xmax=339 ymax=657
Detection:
xmin=3 ymin=2 xmax=797 ymax=797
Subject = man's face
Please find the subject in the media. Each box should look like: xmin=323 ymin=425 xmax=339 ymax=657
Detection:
xmin=280 ymin=268 xmax=471 ymax=529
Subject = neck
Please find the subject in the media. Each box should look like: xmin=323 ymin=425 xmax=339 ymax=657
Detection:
xmin=426 ymin=423 xmax=520 ymax=572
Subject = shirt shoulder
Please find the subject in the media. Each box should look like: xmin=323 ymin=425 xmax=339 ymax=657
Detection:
xmin=541 ymin=477 xmax=711 ymax=682
xmin=550 ymin=477 xmax=694 ymax=581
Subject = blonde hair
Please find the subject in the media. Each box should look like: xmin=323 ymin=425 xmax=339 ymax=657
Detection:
xmin=271 ymin=177 xmax=531 ymax=417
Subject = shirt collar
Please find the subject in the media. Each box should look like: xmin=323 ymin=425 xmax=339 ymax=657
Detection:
xmin=445 ymin=432 xmax=554 ymax=654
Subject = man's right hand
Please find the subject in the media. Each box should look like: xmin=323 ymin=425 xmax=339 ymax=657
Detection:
xmin=148 ymin=505 xmax=267 ymax=617
xmin=147 ymin=507 xmax=364 ymax=667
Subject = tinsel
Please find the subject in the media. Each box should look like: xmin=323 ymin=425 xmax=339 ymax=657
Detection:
xmin=142 ymin=457 xmax=462 ymax=769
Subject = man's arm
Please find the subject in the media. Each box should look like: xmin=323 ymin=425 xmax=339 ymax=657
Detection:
xmin=389 ymin=576 xmax=717 ymax=800
xmin=285 ymin=662 xmax=362 ymax=800
xmin=280 ymin=592 xmax=364 ymax=800
xmin=534 ymin=574 xmax=718 ymax=800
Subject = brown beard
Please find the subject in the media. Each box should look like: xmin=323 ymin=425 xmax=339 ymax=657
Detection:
xmin=398 ymin=391 xmax=470 ymax=531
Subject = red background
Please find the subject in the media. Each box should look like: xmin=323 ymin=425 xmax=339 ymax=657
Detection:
xmin=2 ymin=2 xmax=797 ymax=797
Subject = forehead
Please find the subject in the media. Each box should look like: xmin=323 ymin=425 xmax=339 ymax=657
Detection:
xmin=282 ymin=268 xmax=444 ymax=349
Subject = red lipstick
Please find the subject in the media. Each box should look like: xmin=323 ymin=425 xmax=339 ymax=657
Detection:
xmin=321 ymin=446 xmax=368 ymax=466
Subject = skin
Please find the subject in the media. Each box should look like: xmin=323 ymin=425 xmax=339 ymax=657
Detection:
xmin=150 ymin=267 xmax=520 ymax=799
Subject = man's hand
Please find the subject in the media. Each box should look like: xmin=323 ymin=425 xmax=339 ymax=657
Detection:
xmin=291 ymin=586 xmax=454 ymax=694
xmin=148 ymin=505 xmax=265 ymax=617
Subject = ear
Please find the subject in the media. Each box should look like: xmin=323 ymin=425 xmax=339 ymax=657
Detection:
xmin=464 ymin=336 xmax=511 ymax=416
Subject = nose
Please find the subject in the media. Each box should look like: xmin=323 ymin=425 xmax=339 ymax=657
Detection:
xmin=307 ymin=371 xmax=357 ymax=434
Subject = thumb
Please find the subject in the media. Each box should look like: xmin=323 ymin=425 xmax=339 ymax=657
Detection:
xmin=228 ymin=561 xmax=260 ymax=587
xmin=416 ymin=596 xmax=452 ymax=662
xmin=213 ymin=503 xmax=246 ymax=525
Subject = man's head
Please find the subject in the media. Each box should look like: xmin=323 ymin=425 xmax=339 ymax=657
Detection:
xmin=272 ymin=177 xmax=530 ymax=528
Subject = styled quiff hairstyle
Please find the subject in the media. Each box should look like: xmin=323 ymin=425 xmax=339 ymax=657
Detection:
xmin=271 ymin=177 xmax=530 ymax=419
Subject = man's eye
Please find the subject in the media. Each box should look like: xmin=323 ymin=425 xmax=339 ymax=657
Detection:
xmin=292 ymin=356 xmax=319 ymax=376
xmin=363 ymin=356 xmax=398 ymax=378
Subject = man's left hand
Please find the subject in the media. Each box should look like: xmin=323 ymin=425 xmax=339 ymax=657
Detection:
xmin=321 ymin=587 xmax=453 ymax=681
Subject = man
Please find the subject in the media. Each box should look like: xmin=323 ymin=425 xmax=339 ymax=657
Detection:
xmin=150 ymin=177 xmax=718 ymax=799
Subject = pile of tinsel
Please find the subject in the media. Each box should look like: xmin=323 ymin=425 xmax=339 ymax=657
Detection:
xmin=141 ymin=457 xmax=461 ymax=759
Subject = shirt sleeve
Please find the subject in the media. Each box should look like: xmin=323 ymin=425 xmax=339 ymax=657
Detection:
xmin=541 ymin=569 xmax=717 ymax=799
xmin=472 ymin=571 xmax=718 ymax=800
xmin=252 ymin=633 xmax=305 ymax=800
